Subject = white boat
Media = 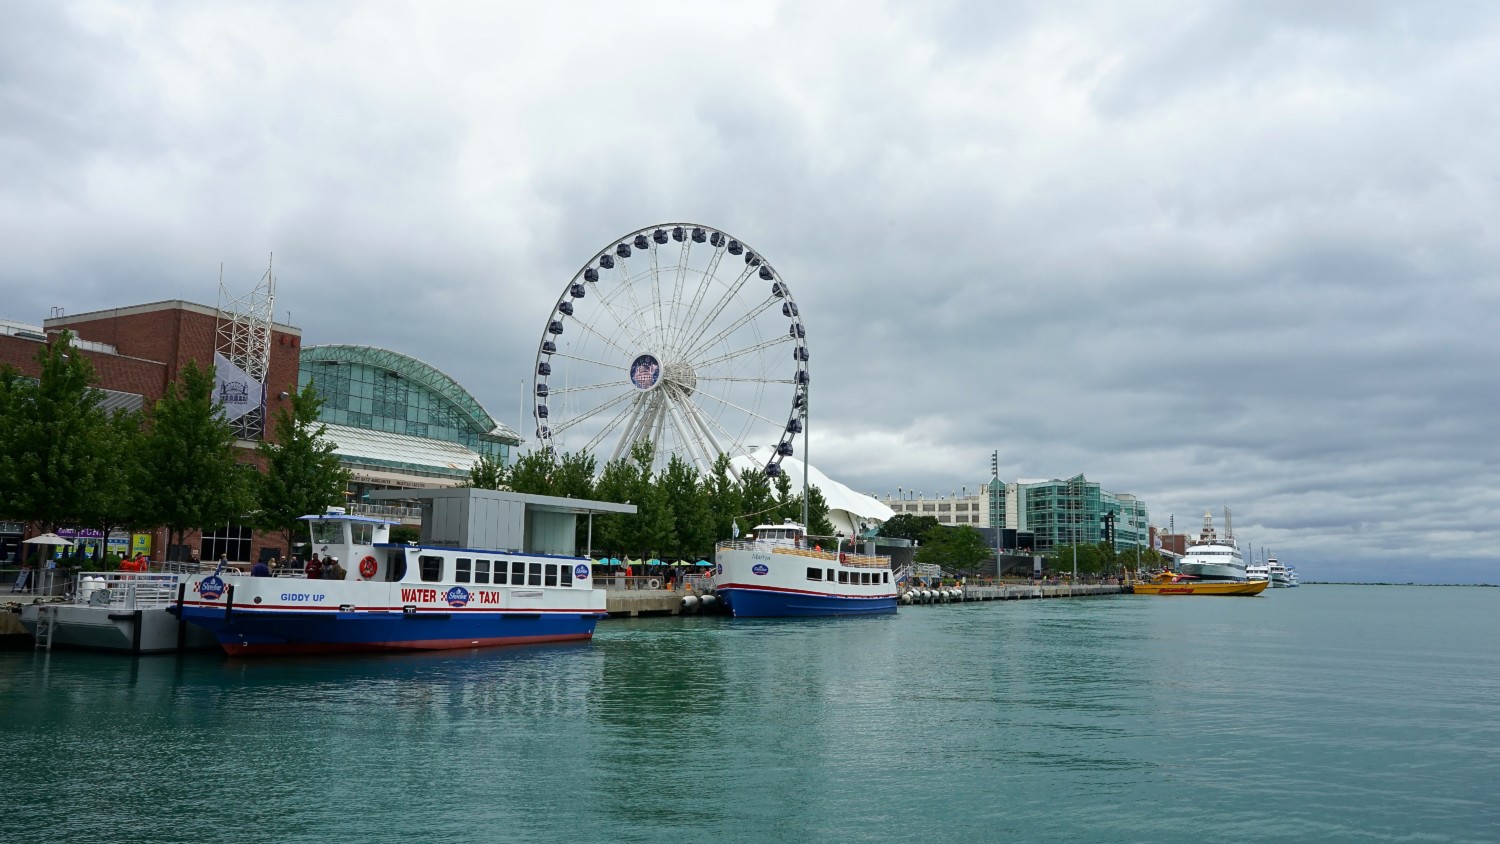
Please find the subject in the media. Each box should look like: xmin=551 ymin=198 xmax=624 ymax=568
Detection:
xmin=20 ymin=567 xmax=220 ymax=653
xmin=169 ymin=489 xmax=631 ymax=657
xmin=1175 ymin=509 xmax=1247 ymax=582
xmin=712 ymin=520 xmax=897 ymax=617
xmin=1246 ymin=560 xmax=1271 ymax=582
xmin=1268 ymin=556 xmax=1292 ymax=588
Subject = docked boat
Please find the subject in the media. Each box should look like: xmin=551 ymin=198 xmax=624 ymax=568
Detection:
xmin=1285 ymin=565 xmax=1300 ymax=587
xmin=1132 ymin=571 xmax=1268 ymax=596
xmin=169 ymin=489 xmax=632 ymax=656
xmin=712 ymin=520 xmax=897 ymax=617
xmin=1246 ymin=560 xmax=1270 ymax=582
xmin=19 ymin=567 xmax=219 ymax=653
xmin=1176 ymin=509 xmax=1247 ymax=582
xmin=1268 ymin=556 xmax=1292 ymax=588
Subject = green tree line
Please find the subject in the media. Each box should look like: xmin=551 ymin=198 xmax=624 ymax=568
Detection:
xmin=467 ymin=441 xmax=838 ymax=562
xmin=0 ymin=332 xmax=348 ymax=566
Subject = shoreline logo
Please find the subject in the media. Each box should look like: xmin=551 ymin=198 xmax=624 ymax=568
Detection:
xmin=574 ymin=563 xmax=590 ymax=580
xmin=197 ymin=576 xmax=226 ymax=600
xmin=444 ymin=586 xmax=472 ymax=607
xmin=752 ymin=564 xmax=769 ymax=576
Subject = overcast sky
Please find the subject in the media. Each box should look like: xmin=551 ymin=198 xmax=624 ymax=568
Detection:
xmin=4 ymin=1 xmax=1497 ymax=583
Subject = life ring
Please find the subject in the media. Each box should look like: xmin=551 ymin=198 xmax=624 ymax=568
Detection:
xmin=358 ymin=556 xmax=378 ymax=579
xmin=647 ymin=578 xmax=661 ymax=589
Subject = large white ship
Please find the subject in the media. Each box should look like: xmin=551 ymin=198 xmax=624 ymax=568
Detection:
xmin=1176 ymin=509 xmax=1247 ymax=582
xmin=1268 ymin=556 xmax=1292 ymax=588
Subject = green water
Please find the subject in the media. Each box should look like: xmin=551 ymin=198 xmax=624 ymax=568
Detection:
xmin=2 ymin=586 xmax=1497 ymax=842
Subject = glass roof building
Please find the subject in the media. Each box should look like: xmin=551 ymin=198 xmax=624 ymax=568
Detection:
xmin=298 ymin=345 xmax=521 ymax=497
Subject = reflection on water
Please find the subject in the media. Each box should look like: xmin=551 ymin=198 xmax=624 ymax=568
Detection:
xmin=2 ymin=587 xmax=1497 ymax=842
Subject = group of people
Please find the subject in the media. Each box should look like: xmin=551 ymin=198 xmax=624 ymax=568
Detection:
xmin=241 ymin=552 xmax=345 ymax=579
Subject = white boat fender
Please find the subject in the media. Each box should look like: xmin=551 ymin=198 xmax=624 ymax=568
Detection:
xmin=682 ymin=595 xmax=700 ymax=609
xmin=701 ymin=594 xmax=717 ymax=606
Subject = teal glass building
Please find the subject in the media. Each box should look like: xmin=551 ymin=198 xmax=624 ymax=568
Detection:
xmin=298 ymin=345 xmax=520 ymax=497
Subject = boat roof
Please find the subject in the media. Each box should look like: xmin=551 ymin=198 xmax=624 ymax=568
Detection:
xmin=753 ymin=521 xmax=805 ymax=532
xmin=298 ymin=512 xmax=397 ymax=526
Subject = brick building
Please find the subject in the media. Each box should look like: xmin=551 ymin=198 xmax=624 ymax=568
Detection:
xmin=0 ymin=301 xmax=301 ymax=563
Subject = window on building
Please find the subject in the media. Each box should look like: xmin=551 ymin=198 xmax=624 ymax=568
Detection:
xmin=200 ymin=523 xmax=252 ymax=564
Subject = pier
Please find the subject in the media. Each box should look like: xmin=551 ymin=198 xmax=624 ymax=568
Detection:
xmin=600 ymin=579 xmax=1127 ymax=618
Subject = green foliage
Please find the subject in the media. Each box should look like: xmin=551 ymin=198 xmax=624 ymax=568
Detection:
xmin=737 ymin=467 xmax=777 ymax=526
xmin=138 ymin=360 xmax=250 ymax=556
xmin=255 ymin=383 xmax=350 ymax=554
xmin=703 ymin=453 xmax=742 ymax=544
xmin=880 ymin=513 xmax=940 ymax=543
xmin=914 ymin=525 xmax=991 ymax=571
xmin=507 ymin=449 xmax=556 ymax=495
xmin=0 ymin=331 xmax=114 ymax=535
xmin=1044 ymin=542 xmax=1123 ymax=576
xmin=389 ymin=524 xmax=419 ymax=544
xmin=466 ymin=451 xmax=508 ymax=490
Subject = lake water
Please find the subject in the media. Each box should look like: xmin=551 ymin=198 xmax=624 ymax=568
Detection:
xmin=2 ymin=585 xmax=1497 ymax=842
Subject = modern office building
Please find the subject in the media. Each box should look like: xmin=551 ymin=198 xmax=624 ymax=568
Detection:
xmin=297 ymin=344 xmax=522 ymax=517
xmin=883 ymin=474 xmax=1149 ymax=553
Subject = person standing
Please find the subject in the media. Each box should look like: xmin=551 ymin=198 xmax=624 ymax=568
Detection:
xmin=304 ymin=555 xmax=323 ymax=581
xmin=325 ymin=557 xmax=345 ymax=580
xmin=251 ymin=558 xmax=271 ymax=577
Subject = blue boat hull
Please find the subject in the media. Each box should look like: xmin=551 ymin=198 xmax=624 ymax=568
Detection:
xmin=171 ymin=605 xmax=602 ymax=656
xmin=719 ymin=586 xmax=898 ymax=618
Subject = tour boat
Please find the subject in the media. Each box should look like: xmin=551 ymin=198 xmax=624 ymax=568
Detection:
xmin=711 ymin=520 xmax=898 ymax=617
xmin=170 ymin=489 xmax=628 ymax=656
xmin=1246 ymin=560 xmax=1271 ymax=582
xmin=1132 ymin=571 xmax=1268 ymax=596
xmin=1176 ymin=509 xmax=1248 ymax=582
xmin=1268 ymin=556 xmax=1292 ymax=588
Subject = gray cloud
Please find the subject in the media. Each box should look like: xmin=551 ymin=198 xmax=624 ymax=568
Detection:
xmin=2 ymin=1 xmax=1497 ymax=582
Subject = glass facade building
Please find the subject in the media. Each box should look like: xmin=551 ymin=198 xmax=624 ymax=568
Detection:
xmin=298 ymin=345 xmax=520 ymax=490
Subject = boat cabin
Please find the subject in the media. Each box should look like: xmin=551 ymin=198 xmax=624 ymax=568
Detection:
xmin=748 ymin=520 xmax=806 ymax=548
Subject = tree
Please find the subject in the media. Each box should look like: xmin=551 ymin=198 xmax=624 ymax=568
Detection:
xmin=76 ymin=407 xmax=147 ymax=566
xmin=879 ymin=513 xmax=940 ymax=543
xmin=139 ymin=360 xmax=250 ymax=559
xmin=507 ymin=449 xmax=556 ymax=495
xmin=737 ymin=467 xmax=777 ymax=531
xmin=915 ymin=525 xmax=991 ymax=572
xmin=0 ymin=331 xmax=112 ymax=538
xmin=466 ymin=451 xmax=508 ymax=490
xmin=255 ymin=383 xmax=350 ymax=555
xmin=703 ymin=453 xmax=742 ymax=543
xmin=659 ymin=454 xmax=711 ymax=558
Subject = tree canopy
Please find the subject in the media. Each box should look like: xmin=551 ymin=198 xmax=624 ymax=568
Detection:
xmin=255 ymin=382 xmax=350 ymax=554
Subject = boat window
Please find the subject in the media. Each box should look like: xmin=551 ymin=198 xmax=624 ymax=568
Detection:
xmin=310 ymin=521 xmax=344 ymax=545
xmin=860 ymin=572 xmax=870 ymax=585
xmin=419 ymin=555 xmax=444 ymax=583
xmin=826 ymin=569 xmax=833 ymax=581
xmin=561 ymin=564 xmax=573 ymax=587
xmin=494 ymin=563 xmax=508 ymax=585
xmin=545 ymin=565 xmax=558 ymax=587
xmin=807 ymin=567 xmax=822 ymax=581
xmin=529 ymin=562 xmax=543 ymax=586
xmin=455 ymin=558 xmax=471 ymax=583
xmin=351 ymin=522 xmax=374 ymax=545
xmin=512 ymin=561 xmax=526 ymax=584
xmin=882 ymin=572 xmax=889 ymax=584
xmin=474 ymin=559 xmax=490 ymax=585
xmin=838 ymin=571 xmax=848 ymax=584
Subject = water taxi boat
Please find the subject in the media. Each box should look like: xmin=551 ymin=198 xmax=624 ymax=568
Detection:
xmin=170 ymin=489 xmax=633 ymax=656
xmin=712 ymin=520 xmax=897 ymax=617
xmin=1132 ymin=571 xmax=1268 ymax=596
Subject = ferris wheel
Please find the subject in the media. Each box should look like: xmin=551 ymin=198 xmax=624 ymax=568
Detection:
xmin=532 ymin=223 xmax=808 ymax=478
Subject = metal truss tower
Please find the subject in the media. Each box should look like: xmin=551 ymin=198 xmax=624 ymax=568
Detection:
xmin=215 ymin=256 xmax=276 ymax=441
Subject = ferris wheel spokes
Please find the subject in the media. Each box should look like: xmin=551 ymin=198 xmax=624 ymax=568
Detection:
xmin=690 ymin=333 xmax=794 ymax=371
xmin=677 ymin=262 xmax=759 ymax=355
xmin=670 ymin=245 xmax=728 ymax=351
xmin=549 ymin=388 xmax=636 ymax=437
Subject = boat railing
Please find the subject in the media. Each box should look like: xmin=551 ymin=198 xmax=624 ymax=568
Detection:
xmin=70 ymin=572 xmax=185 ymax=609
xmin=713 ymin=540 xmax=891 ymax=568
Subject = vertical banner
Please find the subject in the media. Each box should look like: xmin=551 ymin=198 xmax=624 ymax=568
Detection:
xmin=214 ymin=352 xmax=264 ymax=422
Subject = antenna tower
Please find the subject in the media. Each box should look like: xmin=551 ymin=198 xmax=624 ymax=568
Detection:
xmin=215 ymin=256 xmax=277 ymax=441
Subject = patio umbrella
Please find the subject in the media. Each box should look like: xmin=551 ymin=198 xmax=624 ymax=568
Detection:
xmin=696 ymin=559 xmax=713 ymax=567
xmin=23 ymin=533 xmax=74 ymax=547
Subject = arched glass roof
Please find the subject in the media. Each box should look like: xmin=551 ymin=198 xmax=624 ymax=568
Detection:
xmin=300 ymin=344 xmax=519 ymax=444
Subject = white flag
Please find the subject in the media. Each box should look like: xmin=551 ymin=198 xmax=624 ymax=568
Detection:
xmin=214 ymin=352 xmax=264 ymax=422
xmin=732 ymin=520 xmax=740 ymax=539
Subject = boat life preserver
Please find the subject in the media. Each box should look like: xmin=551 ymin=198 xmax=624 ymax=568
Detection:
xmin=358 ymin=555 xmax=378 ymax=579
xmin=648 ymin=578 xmax=661 ymax=589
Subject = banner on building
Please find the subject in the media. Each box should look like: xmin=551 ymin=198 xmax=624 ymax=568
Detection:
xmin=132 ymin=534 xmax=152 ymax=557
xmin=214 ymin=352 xmax=264 ymax=422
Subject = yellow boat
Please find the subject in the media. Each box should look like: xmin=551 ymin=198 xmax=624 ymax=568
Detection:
xmin=1130 ymin=571 xmax=1269 ymax=596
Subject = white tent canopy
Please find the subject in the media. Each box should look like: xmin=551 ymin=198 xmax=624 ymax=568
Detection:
xmin=731 ymin=449 xmax=894 ymax=536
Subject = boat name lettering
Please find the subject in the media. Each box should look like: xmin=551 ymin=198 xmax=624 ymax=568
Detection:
xmin=279 ymin=593 xmax=325 ymax=602
xmin=751 ymin=552 xmax=771 ymax=562
xmin=400 ymin=588 xmax=441 ymax=603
